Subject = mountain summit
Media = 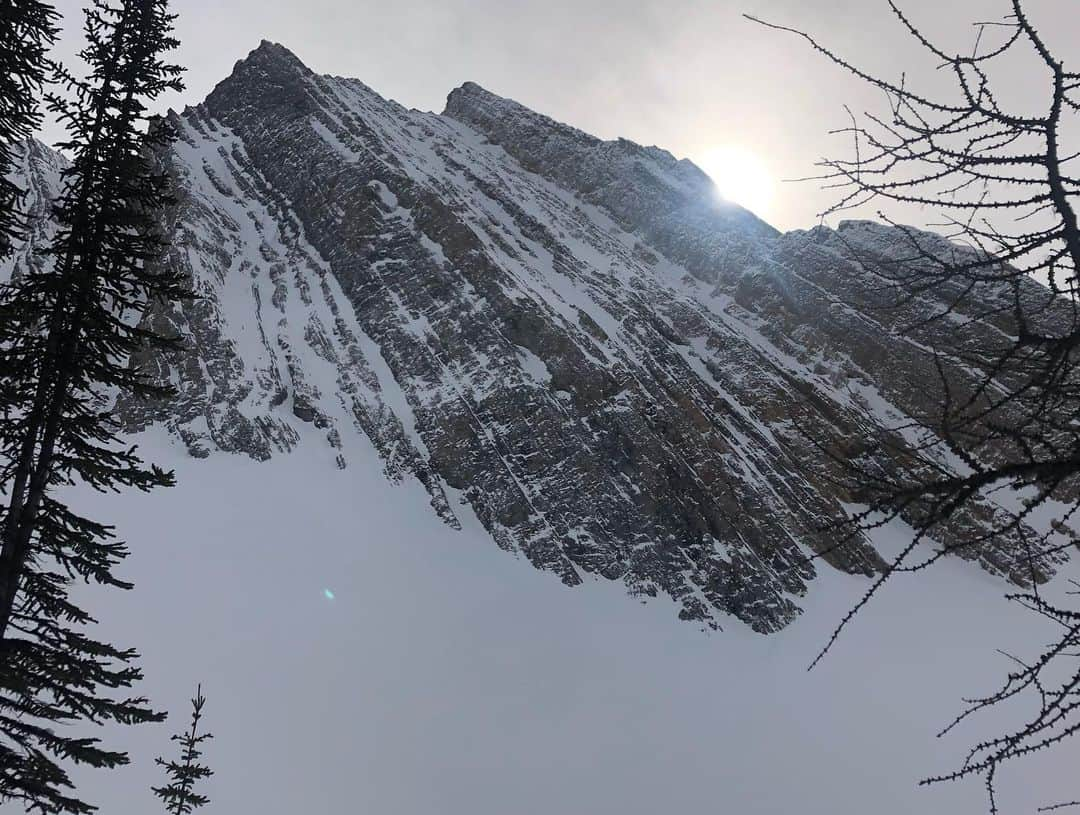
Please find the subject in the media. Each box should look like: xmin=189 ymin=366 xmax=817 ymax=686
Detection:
xmin=5 ymin=42 xmax=1060 ymax=633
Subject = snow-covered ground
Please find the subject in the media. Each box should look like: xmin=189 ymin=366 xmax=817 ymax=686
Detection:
xmin=66 ymin=425 xmax=1078 ymax=815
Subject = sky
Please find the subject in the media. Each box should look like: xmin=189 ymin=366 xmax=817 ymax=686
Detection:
xmin=44 ymin=0 xmax=1079 ymax=231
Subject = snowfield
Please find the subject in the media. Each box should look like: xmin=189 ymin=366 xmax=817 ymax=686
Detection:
xmin=68 ymin=424 xmax=1079 ymax=815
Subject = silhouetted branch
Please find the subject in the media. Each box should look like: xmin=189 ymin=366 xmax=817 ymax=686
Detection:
xmin=751 ymin=2 xmax=1080 ymax=811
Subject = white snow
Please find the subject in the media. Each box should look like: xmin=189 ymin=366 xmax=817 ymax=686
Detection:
xmin=65 ymin=425 xmax=1079 ymax=815
xmin=515 ymin=345 xmax=552 ymax=385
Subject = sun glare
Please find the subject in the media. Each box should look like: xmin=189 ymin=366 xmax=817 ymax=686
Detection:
xmin=695 ymin=146 xmax=776 ymax=218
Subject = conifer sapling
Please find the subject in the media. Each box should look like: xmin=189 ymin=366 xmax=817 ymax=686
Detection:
xmin=153 ymin=686 xmax=213 ymax=814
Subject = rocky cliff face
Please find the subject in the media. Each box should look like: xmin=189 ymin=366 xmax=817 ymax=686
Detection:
xmin=3 ymin=41 xmax=1064 ymax=633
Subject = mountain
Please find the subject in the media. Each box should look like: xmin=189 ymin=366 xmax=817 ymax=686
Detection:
xmin=5 ymin=39 xmax=1080 ymax=815
xmin=3 ymin=42 xmax=1066 ymax=638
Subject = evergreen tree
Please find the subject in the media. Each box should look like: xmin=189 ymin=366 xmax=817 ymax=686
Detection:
xmin=0 ymin=0 xmax=60 ymax=257
xmin=153 ymin=686 xmax=213 ymax=814
xmin=0 ymin=1 xmax=186 ymax=811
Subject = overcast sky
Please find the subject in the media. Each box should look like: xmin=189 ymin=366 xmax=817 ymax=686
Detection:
xmin=45 ymin=0 xmax=1077 ymax=230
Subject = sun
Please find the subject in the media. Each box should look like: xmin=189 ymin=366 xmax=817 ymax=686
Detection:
xmin=694 ymin=146 xmax=776 ymax=218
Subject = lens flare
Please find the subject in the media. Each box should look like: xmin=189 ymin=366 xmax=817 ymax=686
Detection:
xmin=323 ymin=588 xmax=335 ymax=601
xmin=694 ymin=146 xmax=775 ymax=218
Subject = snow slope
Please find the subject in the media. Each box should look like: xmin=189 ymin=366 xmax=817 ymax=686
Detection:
xmin=66 ymin=423 xmax=1078 ymax=815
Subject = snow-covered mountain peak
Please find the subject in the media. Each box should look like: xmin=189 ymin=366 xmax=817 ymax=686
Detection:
xmin=4 ymin=45 xmax=1066 ymax=635
xmin=443 ymin=78 xmax=712 ymax=195
xmin=231 ymin=39 xmax=313 ymax=80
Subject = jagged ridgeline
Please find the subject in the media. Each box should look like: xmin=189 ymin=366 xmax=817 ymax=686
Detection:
xmin=4 ymin=41 xmax=1065 ymax=633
